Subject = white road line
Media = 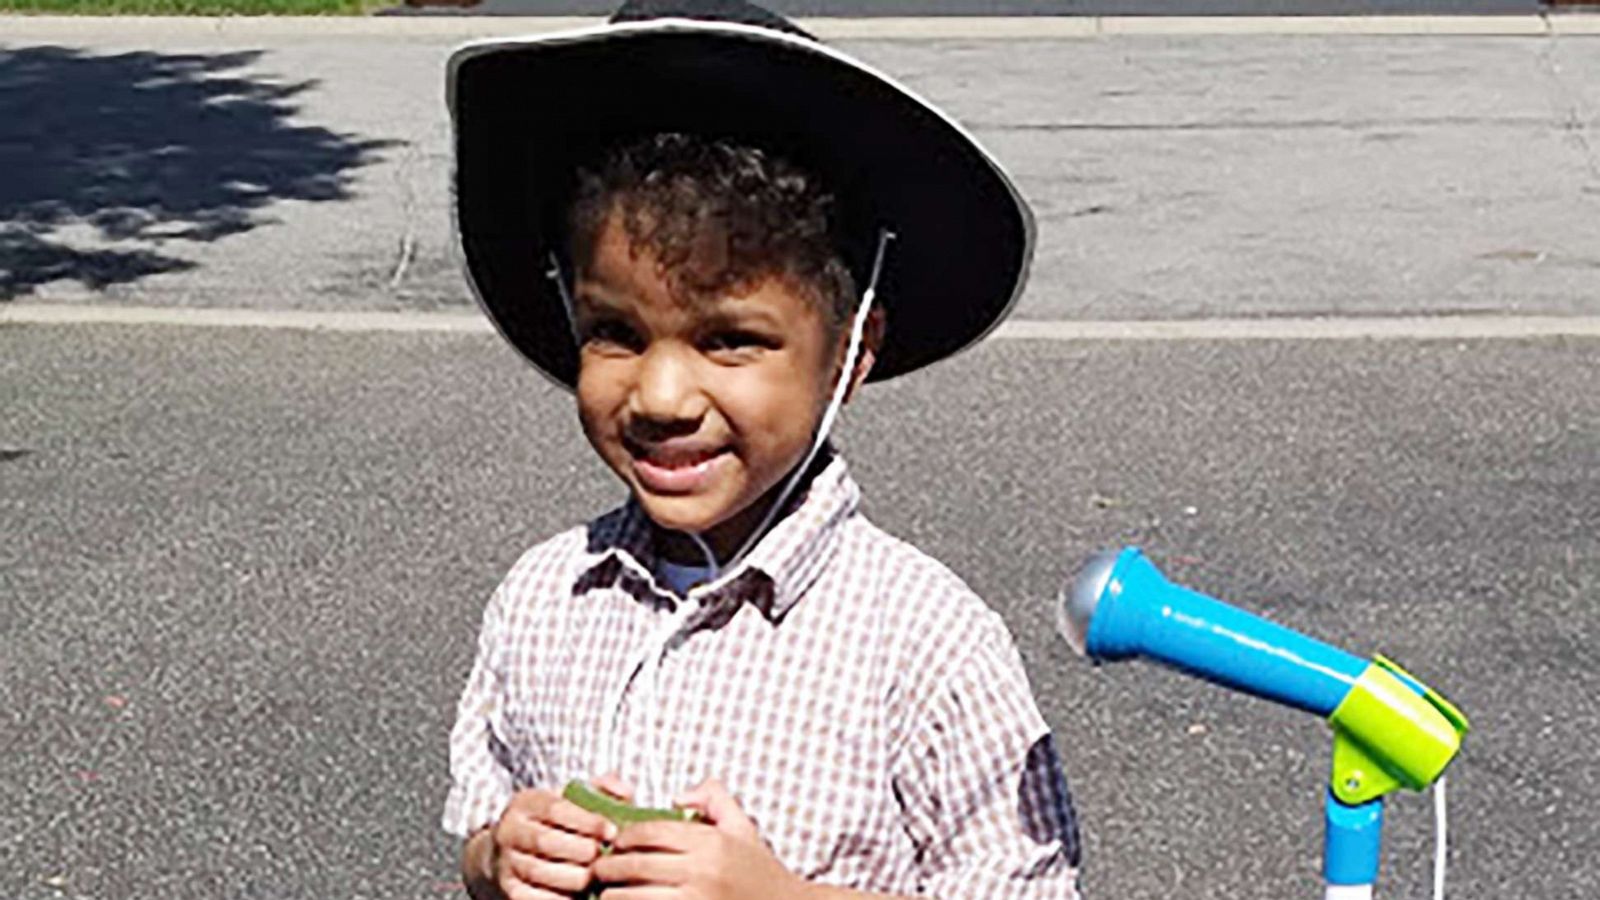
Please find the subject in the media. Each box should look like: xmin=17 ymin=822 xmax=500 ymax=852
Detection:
xmin=2 ymin=14 xmax=1597 ymax=40
xmin=994 ymin=316 xmax=1600 ymax=341
xmin=815 ymin=15 xmax=1581 ymax=38
xmin=0 ymin=304 xmax=494 ymax=334
xmin=6 ymin=304 xmax=1600 ymax=341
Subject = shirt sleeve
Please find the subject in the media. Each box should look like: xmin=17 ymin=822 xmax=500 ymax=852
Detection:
xmin=892 ymin=618 xmax=1083 ymax=898
xmin=441 ymin=583 xmax=518 ymax=838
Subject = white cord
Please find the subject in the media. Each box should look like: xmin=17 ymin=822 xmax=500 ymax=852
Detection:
xmin=1433 ymin=777 xmax=1448 ymax=900
xmin=548 ymin=252 xmax=582 ymax=342
xmin=582 ymin=231 xmax=895 ymax=805
xmin=715 ymin=229 xmax=894 ymax=571
xmin=627 ymin=232 xmax=891 ymax=802
xmin=687 ymin=531 xmax=720 ymax=582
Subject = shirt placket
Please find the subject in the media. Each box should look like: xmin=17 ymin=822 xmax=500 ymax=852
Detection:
xmin=614 ymin=581 xmax=720 ymax=807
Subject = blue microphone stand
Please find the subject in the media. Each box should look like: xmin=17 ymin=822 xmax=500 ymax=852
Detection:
xmin=1060 ymin=547 xmax=1469 ymax=899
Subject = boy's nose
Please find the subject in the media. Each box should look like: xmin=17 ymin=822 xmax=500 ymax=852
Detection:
xmin=628 ymin=342 xmax=707 ymax=424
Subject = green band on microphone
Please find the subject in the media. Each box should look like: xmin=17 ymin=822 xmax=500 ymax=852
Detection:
xmin=1328 ymin=656 xmax=1470 ymax=805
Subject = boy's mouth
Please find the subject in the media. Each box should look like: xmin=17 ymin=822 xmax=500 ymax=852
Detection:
xmin=624 ymin=439 xmax=732 ymax=494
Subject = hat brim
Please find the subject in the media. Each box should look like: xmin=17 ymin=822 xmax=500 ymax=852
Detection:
xmin=448 ymin=20 xmax=1034 ymax=388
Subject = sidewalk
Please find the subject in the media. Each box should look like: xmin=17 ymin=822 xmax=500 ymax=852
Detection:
xmin=2 ymin=16 xmax=1597 ymax=320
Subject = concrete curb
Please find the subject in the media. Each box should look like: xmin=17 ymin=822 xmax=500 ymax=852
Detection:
xmin=2 ymin=13 xmax=1599 ymax=39
xmin=8 ymin=304 xmax=1600 ymax=341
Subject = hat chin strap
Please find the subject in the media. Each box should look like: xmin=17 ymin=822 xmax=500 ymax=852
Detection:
xmin=549 ymin=252 xmax=582 ymax=343
xmin=690 ymin=227 xmax=895 ymax=578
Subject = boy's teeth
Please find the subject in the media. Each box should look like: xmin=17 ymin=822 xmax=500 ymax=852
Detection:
xmin=647 ymin=449 xmax=717 ymax=468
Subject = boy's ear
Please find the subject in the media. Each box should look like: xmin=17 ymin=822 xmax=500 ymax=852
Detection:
xmin=841 ymin=306 xmax=886 ymax=405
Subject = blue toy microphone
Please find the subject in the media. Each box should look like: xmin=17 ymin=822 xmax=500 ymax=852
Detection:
xmin=1058 ymin=547 xmax=1470 ymax=900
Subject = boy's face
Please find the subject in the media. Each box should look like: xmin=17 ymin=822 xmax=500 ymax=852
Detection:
xmin=572 ymin=210 xmax=847 ymax=558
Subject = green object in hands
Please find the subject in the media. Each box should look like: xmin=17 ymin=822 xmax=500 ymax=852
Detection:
xmin=563 ymin=780 xmax=699 ymax=900
xmin=563 ymin=780 xmax=699 ymax=828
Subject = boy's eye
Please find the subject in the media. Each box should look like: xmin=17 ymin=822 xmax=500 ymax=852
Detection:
xmin=581 ymin=320 xmax=644 ymax=353
xmin=702 ymin=330 xmax=775 ymax=355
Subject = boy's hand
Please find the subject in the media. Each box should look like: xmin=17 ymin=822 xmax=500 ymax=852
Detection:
xmin=591 ymin=778 xmax=806 ymax=900
xmin=483 ymin=774 xmax=633 ymax=900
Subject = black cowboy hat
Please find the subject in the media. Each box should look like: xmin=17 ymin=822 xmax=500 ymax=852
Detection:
xmin=447 ymin=0 xmax=1034 ymax=388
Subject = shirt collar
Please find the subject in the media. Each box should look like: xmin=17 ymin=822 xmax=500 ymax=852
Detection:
xmin=576 ymin=453 xmax=860 ymax=622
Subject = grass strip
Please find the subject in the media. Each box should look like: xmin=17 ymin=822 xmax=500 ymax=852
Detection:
xmin=0 ymin=0 xmax=388 ymax=13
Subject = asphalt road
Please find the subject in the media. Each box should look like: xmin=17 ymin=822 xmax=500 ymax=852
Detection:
xmin=4 ymin=323 xmax=1598 ymax=899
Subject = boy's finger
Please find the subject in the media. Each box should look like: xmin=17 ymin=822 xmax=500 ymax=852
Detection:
xmin=595 ymin=887 xmax=677 ymax=900
xmin=673 ymin=778 xmax=760 ymax=841
xmin=499 ymin=788 xmax=585 ymax=848
xmin=528 ymin=821 xmax=604 ymax=864
xmin=673 ymin=776 xmax=733 ymax=812
xmin=507 ymin=787 xmax=563 ymax=819
xmin=608 ymin=820 xmax=703 ymax=854
xmin=494 ymin=807 xmax=544 ymax=853
xmin=501 ymin=882 xmax=567 ymax=900
xmin=501 ymin=847 xmax=593 ymax=896
xmin=591 ymin=771 xmax=635 ymax=804
xmin=591 ymin=846 xmax=687 ymax=887
xmin=542 ymin=797 xmax=619 ymax=842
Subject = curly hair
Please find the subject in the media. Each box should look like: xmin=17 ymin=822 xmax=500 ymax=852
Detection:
xmin=566 ymin=133 xmax=857 ymax=329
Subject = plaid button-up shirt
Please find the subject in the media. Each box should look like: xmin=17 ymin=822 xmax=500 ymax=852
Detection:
xmin=443 ymin=456 xmax=1081 ymax=897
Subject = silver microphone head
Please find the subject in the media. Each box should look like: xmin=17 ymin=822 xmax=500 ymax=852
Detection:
xmin=1057 ymin=549 xmax=1120 ymax=657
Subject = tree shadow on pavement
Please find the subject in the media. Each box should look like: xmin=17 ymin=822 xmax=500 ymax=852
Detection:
xmin=0 ymin=45 xmax=399 ymax=299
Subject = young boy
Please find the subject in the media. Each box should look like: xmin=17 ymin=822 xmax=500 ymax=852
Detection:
xmin=443 ymin=3 xmax=1081 ymax=898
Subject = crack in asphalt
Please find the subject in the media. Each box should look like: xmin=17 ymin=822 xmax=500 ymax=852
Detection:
xmin=1538 ymin=12 xmax=1600 ymax=183
xmin=387 ymin=141 xmax=423 ymax=290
